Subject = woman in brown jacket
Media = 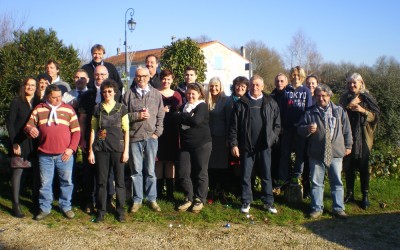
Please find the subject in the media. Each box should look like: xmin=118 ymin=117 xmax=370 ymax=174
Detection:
xmin=339 ymin=73 xmax=380 ymax=209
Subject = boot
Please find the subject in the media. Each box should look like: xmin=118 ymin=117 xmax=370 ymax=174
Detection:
xmin=166 ymin=178 xmax=174 ymax=201
xmin=361 ymin=191 xmax=370 ymax=210
xmin=344 ymin=192 xmax=355 ymax=203
xmin=12 ymin=202 xmax=25 ymax=218
xmin=157 ymin=179 xmax=165 ymax=199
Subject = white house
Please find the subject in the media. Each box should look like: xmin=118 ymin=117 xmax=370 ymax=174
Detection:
xmin=105 ymin=41 xmax=251 ymax=95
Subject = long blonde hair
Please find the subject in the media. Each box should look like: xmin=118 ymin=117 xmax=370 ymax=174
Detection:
xmin=206 ymin=77 xmax=225 ymax=110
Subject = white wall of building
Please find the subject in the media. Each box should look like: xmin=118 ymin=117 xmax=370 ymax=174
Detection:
xmin=201 ymin=43 xmax=249 ymax=96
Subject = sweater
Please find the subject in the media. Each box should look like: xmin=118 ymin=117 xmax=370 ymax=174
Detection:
xmin=25 ymin=102 xmax=80 ymax=154
xmin=282 ymin=84 xmax=312 ymax=129
xmin=122 ymin=84 xmax=164 ymax=142
xmin=177 ymin=102 xmax=212 ymax=149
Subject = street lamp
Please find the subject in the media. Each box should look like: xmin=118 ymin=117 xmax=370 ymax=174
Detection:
xmin=124 ymin=8 xmax=136 ymax=77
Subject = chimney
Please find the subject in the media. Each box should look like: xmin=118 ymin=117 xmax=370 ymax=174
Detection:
xmin=117 ymin=48 xmax=121 ymax=55
xmin=240 ymin=46 xmax=246 ymax=59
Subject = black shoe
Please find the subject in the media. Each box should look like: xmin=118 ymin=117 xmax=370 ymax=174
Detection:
xmin=117 ymin=213 xmax=126 ymax=223
xmin=344 ymin=192 xmax=355 ymax=203
xmin=12 ymin=203 xmax=25 ymax=218
xmin=361 ymin=194 xmax=370 ymax=210
xmin=95 ymin=213 xmax=104 ymax=223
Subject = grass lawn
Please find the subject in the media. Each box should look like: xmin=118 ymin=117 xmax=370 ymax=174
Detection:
xmin=0 ymin=171 xmax=399 ymax=228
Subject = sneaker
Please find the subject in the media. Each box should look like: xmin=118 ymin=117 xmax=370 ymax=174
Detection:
xmin=178 ymin=198 xmax=192 ymax=212
xmin=333 ymin=210 xmax=348 ymax=219
xmin=64 ymin=210 xmax=75 ymax=219
xmin=241 ymin=203 xmax=250 ymax=213
xmin=263 ymin=204 xmax=278 ymax=214
xmin=35 ymin=210 xmax=50 ymax=221
xmin=191 ymin=198 xmax=204 ymax=213
xmin=148 ymin=201 xmax=162 ymax=212
xmin=309 ymin=210 xmax=323 ymax=219
xmin=290 ymin=177 xmax=302 ymax=186
xmin=130 ymin=203 xmax=142 ymax=213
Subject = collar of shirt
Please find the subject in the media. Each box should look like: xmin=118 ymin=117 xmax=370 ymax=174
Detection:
xmin=136 ymin=86 xmax=150 ymax=97
xmin=53 ymin=76 xmax=61 ymax=83
xmin=248 ymin=91 xmax=263 ymax=100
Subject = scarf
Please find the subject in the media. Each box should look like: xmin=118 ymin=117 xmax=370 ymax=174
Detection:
xmin=46 ymin=101 xmax=61 ymax=126
xmin=341 ymin=92 xmax=380 ymax=159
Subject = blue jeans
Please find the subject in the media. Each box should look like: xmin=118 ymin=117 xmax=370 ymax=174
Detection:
xmin=241 ymin=148 xmax=273 ymax=205
xmin=130 ymin=138 xmax=158 ymax=203
xmin=38 ymin=153 xmax=74 ymax=213
xmin=309 ymin=157 xmax=345 ymax=212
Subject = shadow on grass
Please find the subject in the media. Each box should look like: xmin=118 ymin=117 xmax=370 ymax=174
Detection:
xmin=303 ymin=212 xmax=400 ymax=250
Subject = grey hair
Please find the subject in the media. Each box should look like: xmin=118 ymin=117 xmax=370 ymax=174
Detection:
xmin=346 ymin=72 xmax=368 ymax=93
xmin=315 ymin=84 xmax=333 ymax=97
xmin=136 ymin=65 xmax=150 ymax=75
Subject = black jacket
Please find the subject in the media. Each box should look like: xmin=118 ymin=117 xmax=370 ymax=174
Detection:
xmin=6 ymin=96 xmax=40 ymax=160
xmin=229 ymin=92 xmax=281 ymax=153
xmin=82 ymin=61 xmax=123 ymax=92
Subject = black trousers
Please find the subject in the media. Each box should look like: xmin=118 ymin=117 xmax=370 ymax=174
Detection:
xmin=343 ymin=149 xmax=370 ymax=194
xmin=178 ymin=142 xmax=212 ymax=204
xmin=95 ymin=151 xmax=126 ymax=215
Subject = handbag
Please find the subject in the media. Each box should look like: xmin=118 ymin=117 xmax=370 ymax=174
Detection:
xmin=10 ymin=156 xmax=31 ymax=169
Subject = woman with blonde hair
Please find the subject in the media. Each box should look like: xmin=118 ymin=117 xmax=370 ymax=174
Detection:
xmin=206 ymin=77 xmax=230 ymax=203
xmin=339 ymin=73 xmax=380 ymax=209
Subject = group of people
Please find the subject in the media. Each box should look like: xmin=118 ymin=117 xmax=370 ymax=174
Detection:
xmin=6 ymin=43 xmax=380 ymax=223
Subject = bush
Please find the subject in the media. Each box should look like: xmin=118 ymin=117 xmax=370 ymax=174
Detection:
xmin=369 ymin=143 xmax=400 ymax=179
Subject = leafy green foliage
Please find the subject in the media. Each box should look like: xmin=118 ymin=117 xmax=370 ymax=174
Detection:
xmin=319 ymin=57 xmax=400 ymax=145
xmin=370 ymin=143 xmax=400 ymax=179
xmin=160 ymin=37 xmax=207 ymax=85
xmin=0 ymin=27 xmax=80 ymax=125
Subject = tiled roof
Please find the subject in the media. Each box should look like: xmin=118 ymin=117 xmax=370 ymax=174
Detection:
xmin=104 ymin=41 xmax=227 ymax=65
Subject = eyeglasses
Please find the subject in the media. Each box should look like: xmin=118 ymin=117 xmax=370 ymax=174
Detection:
xmin=95 ymin=73 xmax=108 ymax=77
xmin=136 ymin=75 xmax=149 ymax=79
xmin=102 ymin=90 xmax=113 ymax=94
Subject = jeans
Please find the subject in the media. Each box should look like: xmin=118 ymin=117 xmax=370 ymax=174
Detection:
xmin=178 ymin=142 xmax=212 ymax=204
xmin=38 ymin=153 xmax=74 ymax=213
xmin=279 ymin=128 xmax=306 ymax=181
xmin=241 ymin=148 xmax=273 ymax=205
xmin=130 ymin=138 xmax=158 ymax=203
xmin=310 ymin=157 xmax=345 ymax=212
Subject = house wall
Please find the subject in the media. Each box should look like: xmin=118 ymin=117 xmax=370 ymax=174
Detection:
xmin=202 ymin=43 xmax=249 ymax=95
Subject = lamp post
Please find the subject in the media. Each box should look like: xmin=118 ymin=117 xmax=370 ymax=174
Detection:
xmin=124 ymin=8 xmax=136 ymax=77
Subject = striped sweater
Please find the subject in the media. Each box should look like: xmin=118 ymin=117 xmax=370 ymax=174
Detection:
xmin=25 ymin=102 xmax=80 ymax=154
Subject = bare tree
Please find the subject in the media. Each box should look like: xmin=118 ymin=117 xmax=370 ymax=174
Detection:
xmin=285 ymin=30 xmax=323 ymax=74
xmin=240 ymin=40 xmax=285 ymax=91
xmin=193 ymin=35 xmax=212 ymax=43
xmin=0 ymin=11 xmax=25 ymax=47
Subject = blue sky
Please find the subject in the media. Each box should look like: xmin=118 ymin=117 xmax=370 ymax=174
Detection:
xmin=1 ymin=0 xmax=399 ymax=66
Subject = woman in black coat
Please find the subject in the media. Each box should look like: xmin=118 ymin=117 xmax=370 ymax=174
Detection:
xmin=6 ymin=78 xmax=40 ymax=218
